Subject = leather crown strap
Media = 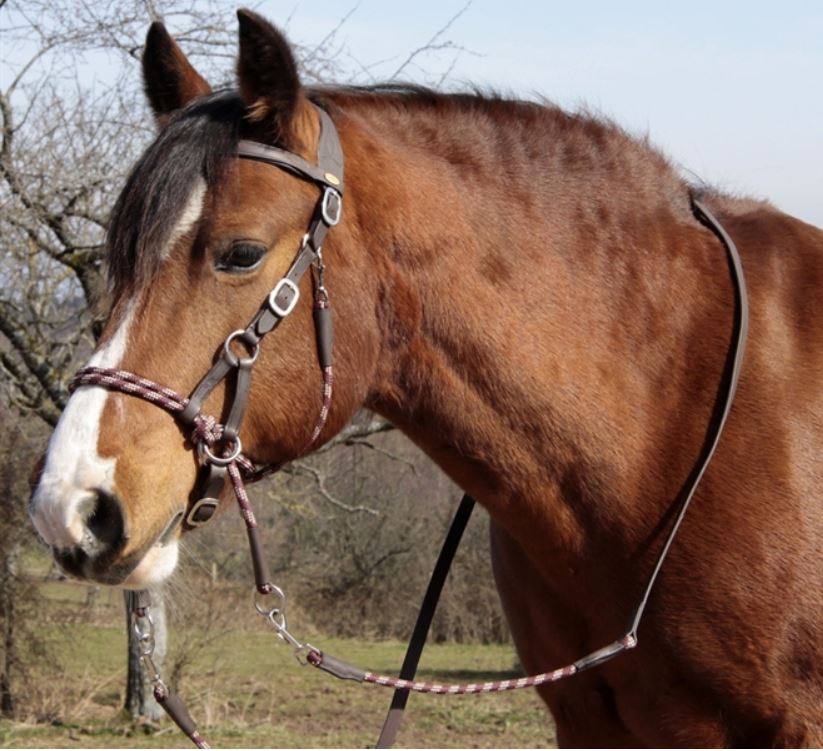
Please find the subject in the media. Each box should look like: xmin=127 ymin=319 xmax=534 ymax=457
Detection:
xmin=179 ymin=104 xmax=344 ymax=527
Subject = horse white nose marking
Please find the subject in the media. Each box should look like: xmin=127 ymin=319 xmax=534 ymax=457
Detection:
xmin=30 ymin=180 xmax=203 ymax=562
xmin=30 ymin=305 xmax=134 ymax=550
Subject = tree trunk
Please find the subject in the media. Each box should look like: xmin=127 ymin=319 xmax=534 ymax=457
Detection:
xmin=123 ymin=591 xmax=167 ymax=722
xmin=0 ymin=545 xmax=20 ymax=718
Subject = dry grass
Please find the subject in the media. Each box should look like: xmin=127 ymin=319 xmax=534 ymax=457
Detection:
xmin=0 ymin=579 xmax=557 ymax=748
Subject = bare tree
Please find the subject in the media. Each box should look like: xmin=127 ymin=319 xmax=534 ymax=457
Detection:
xmin=0 ymin=1 xmax=246 ymax=424
xmin=1 ymin=2 xmax=255 ymax=721
xmin=0 ymin=404 xmax=51 ymax=718
xmin=0 ymin=0 xmax=474 ymax=423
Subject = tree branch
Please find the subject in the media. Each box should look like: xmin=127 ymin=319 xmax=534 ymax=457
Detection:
xmin=317 ymin=417 xmax=395 ymax=452
xmin=0 ymin=304 xmax=67 ymax=412
xmin=288 ymin=462 xmax=379 ymax=515
xmin=344 ymin=439 xmax=418 ymax=473
xmin=390 ymin=1 xmax=473 ymax=80
xmin=0 ymin=352 xmax=60 ymax=425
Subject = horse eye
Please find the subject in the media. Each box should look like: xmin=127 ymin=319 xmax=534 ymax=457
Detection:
xmin=216 ymin=243 xmax=267 ymax=272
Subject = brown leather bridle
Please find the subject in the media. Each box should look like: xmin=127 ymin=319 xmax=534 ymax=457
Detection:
xmin=74 ymin=103 xmax=344 ymax=529
xmin=70 ymin=102 xmax=749 ymax=749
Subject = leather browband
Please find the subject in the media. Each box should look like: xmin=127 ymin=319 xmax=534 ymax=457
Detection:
xmin=237 ymin=107 xmax=344 ymax=191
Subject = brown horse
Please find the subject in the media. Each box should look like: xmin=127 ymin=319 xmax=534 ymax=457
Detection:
xmin=29 ymin=9 xmax=822 ymax=747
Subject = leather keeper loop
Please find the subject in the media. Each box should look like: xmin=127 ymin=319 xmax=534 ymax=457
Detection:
xmin=313 ymin=303 xmax=333 ymax=369
xmin=247 ymin=525 xmax=272 ymax=594
xmin=155 ymin=688 xmax=199 ymax=738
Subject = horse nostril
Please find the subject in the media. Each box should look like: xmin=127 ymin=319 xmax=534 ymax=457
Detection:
xmin=54 ymin=546 xmax=88 ymax=579
xmin=84 ymin=489 xmax=126 ymax=553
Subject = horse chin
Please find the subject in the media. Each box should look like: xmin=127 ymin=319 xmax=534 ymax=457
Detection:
xmin=122 ymin=541 xmax=179 ymax=589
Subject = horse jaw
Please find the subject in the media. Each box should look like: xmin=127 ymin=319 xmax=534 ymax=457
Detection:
xmin=122 ymin=541 xmax=179 ymax=589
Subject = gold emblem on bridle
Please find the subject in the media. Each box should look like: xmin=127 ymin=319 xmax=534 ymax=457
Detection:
xmin=324 ymin=172 xmax=340 ymax=186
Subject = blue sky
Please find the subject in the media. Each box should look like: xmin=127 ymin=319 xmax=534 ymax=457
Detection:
xmin=259 ymin=0 xmax=822 ymax=226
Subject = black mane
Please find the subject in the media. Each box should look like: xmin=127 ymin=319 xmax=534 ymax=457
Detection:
xmin=107 ymin=84 xmax=683 ymax=297
xmin=107 ymin=90 xmax=245 ymax=296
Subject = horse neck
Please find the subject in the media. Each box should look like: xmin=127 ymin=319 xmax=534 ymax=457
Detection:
xmin=338 ymin=95 xmax=733 ymax=557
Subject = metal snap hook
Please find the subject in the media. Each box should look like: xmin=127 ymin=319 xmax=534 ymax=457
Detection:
xmin=132 ymin=611 xmax=156 ymax=657
xmin=253 ymin=583 xmax=286 ymax=616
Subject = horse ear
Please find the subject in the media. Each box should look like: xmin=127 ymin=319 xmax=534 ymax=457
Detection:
xmin=142 ymin=22 xmax=211 ymax=127
xmin=236 ymin=8 xmax=304 ymax=143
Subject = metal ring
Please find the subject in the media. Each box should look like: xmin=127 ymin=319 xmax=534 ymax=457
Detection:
xmin=223 ymin=329 xmax=260 ymax=367
xmin=201 ymin=434 xmax=242 ymax=466
xmin=185 ymin=497 xmax=219 ymax=527
xmin=253 ymin=584 xmax=286 ymax=616
xmin=295 ymin=642 xmax=319 ymax=666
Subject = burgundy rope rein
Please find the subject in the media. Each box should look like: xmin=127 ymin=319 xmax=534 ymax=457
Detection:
xmin=68 ymin=97 xmax=748 ymax=750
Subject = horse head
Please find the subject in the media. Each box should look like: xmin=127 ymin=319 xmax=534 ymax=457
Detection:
xmin=29 ymin=10 xmax=377 ymax=588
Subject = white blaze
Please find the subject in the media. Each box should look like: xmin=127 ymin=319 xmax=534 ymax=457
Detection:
xmin=30 ymin=181 xmax=206 ymax=587
xmin=30 ymin=305 xmax=135 ymax=550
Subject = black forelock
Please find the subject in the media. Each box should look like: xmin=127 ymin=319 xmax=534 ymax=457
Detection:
xmin=106 ymin=90 xmax=245 ymax=297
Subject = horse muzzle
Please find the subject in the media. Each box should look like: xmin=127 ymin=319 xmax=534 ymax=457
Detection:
xmin=29 ymin=483 xmax=180 ymax=587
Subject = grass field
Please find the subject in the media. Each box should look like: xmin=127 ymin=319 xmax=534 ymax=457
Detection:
xmin=0 ymin=580 xmax=557 ymax=748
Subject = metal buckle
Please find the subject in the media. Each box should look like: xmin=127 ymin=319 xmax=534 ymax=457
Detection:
xmin=267 ymin=278 xmax=300 ymax=317
xmin=321 ymin=188 xmax=342 ymax=226
xmin=185 ymin=497 xmax=220 ymax=527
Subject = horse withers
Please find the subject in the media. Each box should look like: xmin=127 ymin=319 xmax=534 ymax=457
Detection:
xmin=29 ymin=9 xmax=822 ymax=746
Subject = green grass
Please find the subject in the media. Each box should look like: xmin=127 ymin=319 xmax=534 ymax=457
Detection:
xmin=0 ymin=582 xmax=556 ymax=748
